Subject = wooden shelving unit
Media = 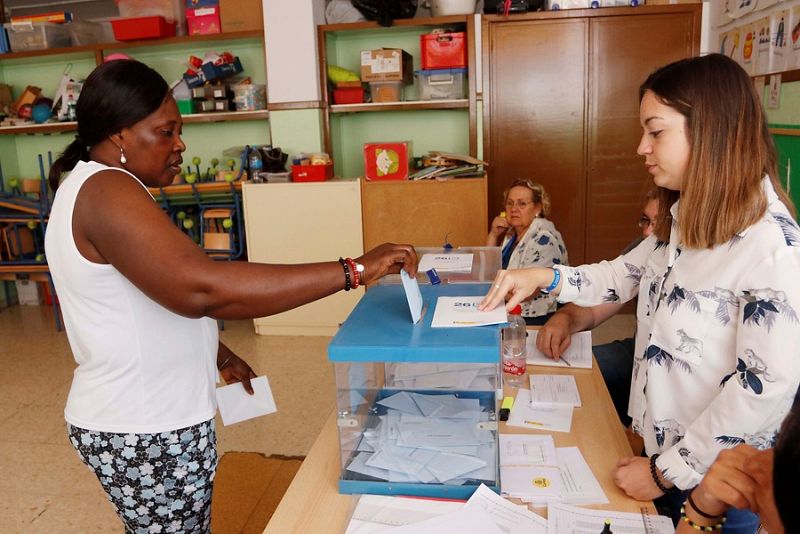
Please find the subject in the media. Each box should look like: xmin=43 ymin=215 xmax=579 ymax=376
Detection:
xmin=329 ymin=99 xmax=468 ymax=113
xmin=0 ymin=110 xmax=269 ymax=135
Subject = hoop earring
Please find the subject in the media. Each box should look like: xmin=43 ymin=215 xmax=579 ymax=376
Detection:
xmin=119 ymin=146 xmax=127 ymax=165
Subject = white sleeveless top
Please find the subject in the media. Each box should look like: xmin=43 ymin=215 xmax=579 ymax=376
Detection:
xmin=45 ymin=160 xmax=218 ymax=434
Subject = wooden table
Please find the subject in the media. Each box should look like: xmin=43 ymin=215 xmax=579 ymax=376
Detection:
xmin=265 ymin=346 xmax=655 ymax=533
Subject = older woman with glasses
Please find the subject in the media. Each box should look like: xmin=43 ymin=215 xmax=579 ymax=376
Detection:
xmin=486 ymin=179 xmax=568 ymax=323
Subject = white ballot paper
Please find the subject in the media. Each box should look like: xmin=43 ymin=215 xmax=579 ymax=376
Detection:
xmin=526 ymin=331 xmax=592 ymax=369
xmin=555 ymin=447 xmax=608 ymax=506
xmin=462 ymin=484 xmax=547 ymax=534
xmin=506 ymin=388 xmax=573 ymax=433
xmin=547 ymin=502 xmax=674 ymax=534
xmin=346 ymin=494 xmax=464 ymax=533
xmin=431 ymin=296 xmax=507 ymax=328
xmin=215 ymin=375 xmax=277 ymax=425
xmin=418 ymin=253 xmax=474 ymax=273
xmin=400 ymin=269 xmax=424 ymax=323
xmin=529 ymin=375 xmax=581 ymax=407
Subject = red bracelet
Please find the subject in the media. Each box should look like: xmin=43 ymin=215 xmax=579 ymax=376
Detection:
xmin=345 ymin=258 xmax=360 ymax=289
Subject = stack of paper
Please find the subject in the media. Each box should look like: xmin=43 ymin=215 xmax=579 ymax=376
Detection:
xmin=345 ymin=392 xmax=497 ymax=486
xmin=499 ymin=435 xmax=608 ymax=507
xmin=528 ymin=375 xmax=581 ymax=407
xmin=526 ymin=330 xmax=593 ymax=369
xmin=506 ymin=388 xmax=574 ymax=433
xmin=386 ymin=362 xmax=497 ymax=390
xmin=346 ymin=484 xmax=547 ymax=534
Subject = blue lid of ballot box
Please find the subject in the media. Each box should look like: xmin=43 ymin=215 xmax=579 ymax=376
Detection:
xmin=328 ymin=283 xmax=501 ymax=363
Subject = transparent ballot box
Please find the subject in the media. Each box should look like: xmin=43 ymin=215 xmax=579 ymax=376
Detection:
xmin=328 ymin=284 xmax=502 ymax=499
xmin=380 ymin=246 xmax=502 ymax=285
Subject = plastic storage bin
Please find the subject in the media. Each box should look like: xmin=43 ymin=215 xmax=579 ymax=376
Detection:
xmin=291 ymin=163 xmax=334 ymax=182
xmin=429 ymin=0 xmax=477 ymax=15
xmin=111 ymin=16 xmax=176 ymax=40
xmin=5 ymin=21 xmax=70 ymax=51
xmin=416 ymin=68 xmax=467 ymax=100
xmin=232 ymin=84 xmax=267 ymax=111
xmin=333 ymin=86 xmax=365 ymax=105
xmin=369 ymin=81 xmax=403 ymax=103
xmin=66 ymin=21 xmax=106 ymax=45
xmin=420 ymin=32 xmax=467 ymax=69
xmin=328 ymin=283 xmax=502 ymax=498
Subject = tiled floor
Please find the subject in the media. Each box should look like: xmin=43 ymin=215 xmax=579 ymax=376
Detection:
xmin=0 ymin=303 xmax=635 ymax=533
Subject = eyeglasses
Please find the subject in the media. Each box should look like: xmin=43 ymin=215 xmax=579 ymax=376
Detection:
xmin=505 ymin=200 xmax=533 ymax=210
xmin=637 ymin=215 xmax=656 ymax=229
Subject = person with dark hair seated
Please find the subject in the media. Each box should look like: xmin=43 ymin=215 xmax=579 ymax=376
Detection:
xmin=677 ymin=401 xmax=800 ymax=534
xmin=44 ymin=59 xmax=417 ymax=533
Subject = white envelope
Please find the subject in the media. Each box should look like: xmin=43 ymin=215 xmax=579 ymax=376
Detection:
xmin=215 ymin=375 xmax=277 ymax=426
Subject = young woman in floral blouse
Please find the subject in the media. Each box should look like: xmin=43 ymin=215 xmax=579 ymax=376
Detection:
xmin=481 ymin=54 xmax=800 ymax=532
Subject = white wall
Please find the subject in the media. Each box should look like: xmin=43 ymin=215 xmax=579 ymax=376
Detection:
xmin=263 ymin=0 xmax=327 ymax=103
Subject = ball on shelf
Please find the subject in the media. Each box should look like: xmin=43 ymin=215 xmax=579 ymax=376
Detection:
xmin=32 ymin=104 xmax=53 ymax=124
xmin=183 ymin=219 xmax=194 ymax=230
xmin=185 ymin=173 xmax=197 ymax=184
xmin=26 ymin=220 xmax=37 ymax=229
xmin=176 ymin=211 xmax=187 ymax=220
xmin=222 ymin=218 xmax=233 ymax=230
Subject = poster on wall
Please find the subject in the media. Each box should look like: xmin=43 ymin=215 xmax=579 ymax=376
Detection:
xmin=755 ymin=16 xmax=772 ymax=74
xmin=791 ymin=4 xmax=800 ymax=69
xmin=739 ymin=23 xmax=757 ymax=74
xmin=770 ymin=9 xmax=789 ymax=73
xmin=732 ymin=0 xmax=758 ymax=19
xmin=718 ymin=0 xmax=735 ymax=25
xmin=756 ymin=0 xmax=780 ymax=13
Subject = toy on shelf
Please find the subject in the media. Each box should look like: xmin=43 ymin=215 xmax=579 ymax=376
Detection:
xmin=183 ymin=51 xmax=243 ymax=88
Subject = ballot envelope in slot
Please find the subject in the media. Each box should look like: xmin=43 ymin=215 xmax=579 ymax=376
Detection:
xmin=328 ymin=284 xmax=502 ymax=499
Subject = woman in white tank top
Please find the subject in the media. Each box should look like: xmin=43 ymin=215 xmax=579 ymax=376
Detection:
xmin=45 ymin=59 xmax=418 ymax=533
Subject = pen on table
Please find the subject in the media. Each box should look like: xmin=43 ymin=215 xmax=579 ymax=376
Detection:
xmin=524 ymin=420 xmax=545 ymax=426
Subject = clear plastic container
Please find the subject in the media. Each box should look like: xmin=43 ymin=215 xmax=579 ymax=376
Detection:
xmin=369 ymin=81 xmax=404 ymax=103
xmin=232 ymin=84 xmax=267 ymax=111
xmin=5 ymin=21 xmax=71 ymax=51
xmin=66 ymin=21 xmax=105 ymax=46
xmin=416 ymin=68 xmax=467 ymax=100
xmin=502 ymin=305 xmax=527 ymax=387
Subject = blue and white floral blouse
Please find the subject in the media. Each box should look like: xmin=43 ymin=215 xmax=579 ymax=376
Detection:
xmin=502 ymin=217 xmax=568 ymax=318
xmin=555 ymin=178 xmax=800 ymax=490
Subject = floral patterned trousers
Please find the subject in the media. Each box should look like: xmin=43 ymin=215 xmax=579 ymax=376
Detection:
xmin=67 ymin=419 xmax=217 ymax=534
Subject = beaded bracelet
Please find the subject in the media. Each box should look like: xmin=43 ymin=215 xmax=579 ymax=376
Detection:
xmin=338 ymin=257 xmax=351 ymax=291
xmin=687 ymin=490 xmax=722 ymax=520
xmin=649 ymin=454 xmax=680 ymax=495
xmin=680 ymin=505 xmax=726 ymax=531
xmin=344 ymin=258 xmax=361 ymax=289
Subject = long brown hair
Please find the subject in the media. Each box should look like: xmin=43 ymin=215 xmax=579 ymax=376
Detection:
xmin=640 ymin=54 xmax=794 ymax=248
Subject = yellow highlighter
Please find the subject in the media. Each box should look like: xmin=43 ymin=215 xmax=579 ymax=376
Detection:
xmin=499 ymin=396 xmax=514 ymax=421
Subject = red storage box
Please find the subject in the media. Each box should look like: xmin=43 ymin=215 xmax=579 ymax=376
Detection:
xmin=333 ymin=86 xmax=364 ymax=105
xmin=292 ymin=163 xmax=333 ymax=182
xmin=111 ymin=16 xmax=176 ymax=41
xmin=420 ymin=32 xmax=467 ymax=69
xmin=363 ymin=142 xmax=410 ymax=181
xmin=187 ymin=6 xmax=221 ymax=35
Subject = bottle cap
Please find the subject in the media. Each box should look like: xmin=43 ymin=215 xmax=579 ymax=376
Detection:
xmin=510 ymin=304 xmax=522 ymax=315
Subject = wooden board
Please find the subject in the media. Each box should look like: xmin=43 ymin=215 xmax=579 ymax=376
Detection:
xmin=361 ymin=177 xmax=488 ymax=251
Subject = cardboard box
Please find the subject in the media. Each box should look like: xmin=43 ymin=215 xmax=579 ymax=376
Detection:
xmin=187 ymin=6 xmax=221 ymax=35
xmin=220 ymin=0 xmax=263 ymax=33
xmin=360 ymin=48 xmax=413 ymax=83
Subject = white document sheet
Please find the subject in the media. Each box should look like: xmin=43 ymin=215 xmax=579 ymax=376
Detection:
xmin=529 ymin=375 xmax=582 ymax=407
xmin=376 ymin=500 xmax=505 ymax=534
xmin=400 ymin=270 xmax=424 ymax=323
xmin=506 ymin=389 xmax=573 ymax=433
xmin=526 ymin=330 xmax=592 ymax=369
xmin=431 ymin=296 xmax=508 ymax=328
xmin=418 ymin=253 xmax=474 ymax=273
xmin=499 ymin=434 xmax=558 ymax=467
xmin=462 ymin=484 xmax=547 ymax=534
xmin=215 ymin=375 xmax=277 ymax=425
xmin=546 ymin=502 xmax=675 ymax=534
xmin=346 ymin=494 xmax=464 ymax=533
xmin=555 ymin=447 xmax=608 ymax=506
